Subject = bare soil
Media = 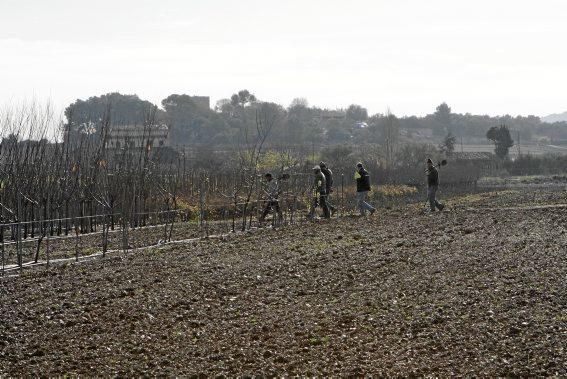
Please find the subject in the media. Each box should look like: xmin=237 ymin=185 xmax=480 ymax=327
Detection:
xmin=1 ymin=188 xmax=566 ymax=376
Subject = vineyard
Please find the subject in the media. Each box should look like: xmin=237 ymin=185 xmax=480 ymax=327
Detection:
xmin=0 ymin=106 xmax=482 ymax=274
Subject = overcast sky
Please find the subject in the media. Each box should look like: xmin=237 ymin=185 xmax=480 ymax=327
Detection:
xmin=1 ymin=0 xmax=566 ymax=117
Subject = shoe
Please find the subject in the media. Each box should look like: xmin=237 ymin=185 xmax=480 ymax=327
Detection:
xmin=370 ymin=208 xmax=376 ymax=216
xmin=438 ymin=204 xmax=445 ymax=211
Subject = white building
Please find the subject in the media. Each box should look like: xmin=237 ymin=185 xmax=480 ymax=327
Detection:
xmin=105 ymin=124 xmax=169 ymax=150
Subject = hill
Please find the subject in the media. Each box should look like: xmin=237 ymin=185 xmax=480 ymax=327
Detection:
xmin=542 ymin=111 xmax=567 ymax=123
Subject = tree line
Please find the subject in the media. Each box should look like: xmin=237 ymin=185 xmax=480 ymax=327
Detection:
xmin=60 ymin=91 xmax=567 ymax=149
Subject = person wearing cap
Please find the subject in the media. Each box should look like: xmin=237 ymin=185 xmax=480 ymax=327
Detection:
xmin=259 ymin=173 xmax=283 ymax=223
xmin=319 ymin=161 xmax=336 ymax=216
xmin=354 ymin=162 xmax=376 ymax=216
xmin=308 ymin=165 xmax=330 ymax=219
xmin=426 ymin=158 xmax=444 ymax=212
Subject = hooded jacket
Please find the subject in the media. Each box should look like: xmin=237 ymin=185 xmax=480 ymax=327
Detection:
xmin=354 ymin=167 xmax=371 ymax=192
xmin=427 ymin=166 xmax=439 ymax=187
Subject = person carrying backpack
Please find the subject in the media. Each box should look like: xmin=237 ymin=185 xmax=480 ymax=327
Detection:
xmin=319 ymin=161 xmax=337 ymax=216
xmin=354 ymin=162 xmax=376 ymax=216
xmin=308 ymin=165 xmax=330 ymax=219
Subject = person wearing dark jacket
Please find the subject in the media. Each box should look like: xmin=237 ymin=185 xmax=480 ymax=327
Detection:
xmin=426 ymin=158 xmax=444 ymax=212
xmin=354 ymin=162 xmax=376 ymax=216
xmin=308 ymin=165 xmax=331 ymax=219
xmin=319 ymin=161 xmax=336 ymax=216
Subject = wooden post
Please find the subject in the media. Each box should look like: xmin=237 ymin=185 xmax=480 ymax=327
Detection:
xmin=74 ymin=220 xmax=80 ymax=262
xmin=1 ymin=225 xmax=4 ymax=276
xmin=341 ymin=173 xmax=345 ymax=217
xmin=46 ymin=231 xmax=50 ymax=268
xmin=46 ymin=194 xmax=51 ymax=268
xmin=23 ymin=200 xmax=28 ymax=239
xmin=232 ymin=194 xmax=236 ymax=233
xmin=102 ymin=214 xmax=108 ymax=258
xmin=17 ymin=193 xmax=23 ymax=270
xmin=65 ymin=200 xmax=69 ymax=235
xmin=30 ymin=201 xmax=35 ymax=238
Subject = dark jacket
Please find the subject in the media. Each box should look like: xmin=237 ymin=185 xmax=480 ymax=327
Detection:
xmin=427 ymin=166 xmax=439 ymax=187
xmin=321 ymin=167 xmax=333 ymax=194
xmin=355 ymin=168 xmax=371 ymax=192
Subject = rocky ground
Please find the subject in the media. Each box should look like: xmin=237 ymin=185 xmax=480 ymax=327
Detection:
xmin=1 ymin=187 xmax=566 ymax=376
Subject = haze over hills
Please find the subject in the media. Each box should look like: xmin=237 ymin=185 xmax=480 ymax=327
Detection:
xmin=542 ymin=111 xmax=567 ymax=123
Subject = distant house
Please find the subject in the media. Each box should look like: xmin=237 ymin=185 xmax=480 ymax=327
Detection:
xmin=448 ymin=151 xmax=497 ymax=173
xmin=105 ymin=124 xmax=169 ymax=150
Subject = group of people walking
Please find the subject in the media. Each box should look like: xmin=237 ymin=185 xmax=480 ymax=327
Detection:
xmin=259 ymin=158 xmax=443 ymax=223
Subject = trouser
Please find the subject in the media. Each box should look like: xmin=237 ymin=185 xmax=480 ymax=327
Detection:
xmin=356 ymin=191 xmax=375 ymax=215
xmin=326 ymin=191 xmax=336 ymax=213
xmin=309 ymin=193 xmax=330 ymax=219
xmin=260 ymin=200 xmax=281 ymax=220
xmin=427 ymin=185 xmax=443 ymax=211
